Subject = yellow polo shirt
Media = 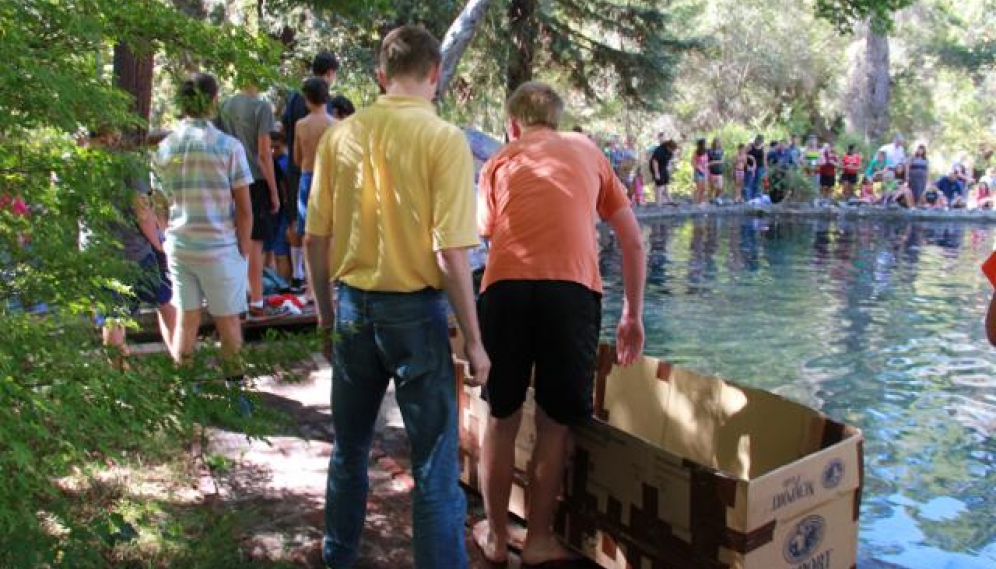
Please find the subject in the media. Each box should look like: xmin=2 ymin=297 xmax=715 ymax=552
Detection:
xmin=306 ymin=95 xmax=478 ymax=292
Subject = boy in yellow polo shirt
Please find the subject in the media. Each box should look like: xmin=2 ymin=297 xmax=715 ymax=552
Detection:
xmin=304 ymin=25 xmax=490 ymax=569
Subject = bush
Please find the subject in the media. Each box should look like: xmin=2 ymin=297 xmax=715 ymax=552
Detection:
xmin=0 ymin=2 xmax=304 ymax=567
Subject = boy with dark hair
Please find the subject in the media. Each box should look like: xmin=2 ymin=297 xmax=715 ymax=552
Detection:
xmin=650 ymin=133 xmax=675 ymax=205
xmin=217 ymin=81 xmax=283 ymax=320
xmin=305 ymin=25 xmax=489 ymax=569
xmin=745 ymin=134 xmax=767 ymax=201
xmin=329 ymin=94 xmax=355 ymax=119
xmin=264 ymin=129 xmax=292 ymax=282
xmin=292 ymin=78 xmax=333 ymax=294
xmin=154 ymin=72 xmax=253 ymax=367
xmin=284 ymin=52 xmax=340 ymax=290
xmin=90 ymin=128 xmax=175 ymax=358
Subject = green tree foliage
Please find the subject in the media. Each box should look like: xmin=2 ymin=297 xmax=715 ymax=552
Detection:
xmin=0 ymin=1 xmax=305 ymax=567
xmin=670 ymin=0 xmax=848 ymax=135
xmin=538 ymin=0 xmax=699 ymax=109
xmin=815 ymin=0 xmax=918 ymax=32
xmin=885 ymin=0 xmax=996 ymax=165
xmin=507 ymin=0 xmax=696 ymax=109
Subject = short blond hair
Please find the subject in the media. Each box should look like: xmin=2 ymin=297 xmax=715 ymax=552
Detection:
xmin=506 ymin=82 xmax=564 ymax=129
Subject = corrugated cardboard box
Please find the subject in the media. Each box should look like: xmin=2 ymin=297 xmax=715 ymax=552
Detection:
xmin=455 ymin=341 xmax=863 ymax=569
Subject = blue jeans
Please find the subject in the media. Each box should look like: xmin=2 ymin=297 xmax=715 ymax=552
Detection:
xmin=297 ymin=171 xmax=313 ymax=237
xmin=746 ymin=166 xmax=766 ymax=200
xmin=323 ymin=284 xmax=467 ymax=569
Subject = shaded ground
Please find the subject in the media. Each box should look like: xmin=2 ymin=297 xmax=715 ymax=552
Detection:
xmin=200 ymin=357 xmax=599 ymax=569
xmin=194 ymin=355 xmax=905 ymax=569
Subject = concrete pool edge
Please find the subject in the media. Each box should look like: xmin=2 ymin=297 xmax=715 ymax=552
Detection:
xmin=631 ymin=203 xmax=996 ymax=225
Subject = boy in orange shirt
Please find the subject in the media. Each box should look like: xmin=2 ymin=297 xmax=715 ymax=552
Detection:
xmin=473 ymin=82 xmax=646 ymax=565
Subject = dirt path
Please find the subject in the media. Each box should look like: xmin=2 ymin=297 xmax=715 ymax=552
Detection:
xmin=202 ymin=356 xmax=597 ymax=568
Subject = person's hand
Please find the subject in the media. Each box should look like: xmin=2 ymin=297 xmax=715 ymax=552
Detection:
xmin=615 ymin=313 xmax=645 ymax=366
xmin=461 ymin=339 xmax=491 ymax=388
xmin=270 ymin=190 xmax=280 ymax=214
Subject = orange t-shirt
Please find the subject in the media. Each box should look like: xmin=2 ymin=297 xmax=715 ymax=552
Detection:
xmin=478 ymin=129 xmax=630 ymax=294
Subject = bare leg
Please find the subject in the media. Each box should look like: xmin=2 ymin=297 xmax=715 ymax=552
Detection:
xmin=521 ymin=407 xmax=577 ymax=566
xmin=102 ymin=321 xmax=127 ymax=352
xmin=274 ymin=254 xmax=292 ymax=282
xmin=173 ymin=308 xmax=201 ymax=364
xmin=213 ymin=314 xmax=244 ymax=374
xmin=474 ymin=410 xmax=523 ymax=564
xmin=102 ymin=320 xmax=130 ymax=369
xmin=247 ymin=240 xmax=265 ymax=305
xmin=156 ymin=302 xmax=177 ymax=355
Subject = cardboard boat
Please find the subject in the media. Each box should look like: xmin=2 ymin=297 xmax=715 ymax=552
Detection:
xmin=453 ymin=339 xmax=863 ymax=569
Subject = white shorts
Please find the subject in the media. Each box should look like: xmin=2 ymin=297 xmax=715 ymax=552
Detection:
xmin=169 ymin=247 xmax=247 ymax=317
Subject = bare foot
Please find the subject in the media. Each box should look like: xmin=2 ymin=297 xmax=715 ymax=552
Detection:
xmin=521 ymin=533 xmax=580 ymax=566
xmin=473 ymin=519 xmax=508 ymax=565
xmin=507 ymin=523 xmax=527 ymax=551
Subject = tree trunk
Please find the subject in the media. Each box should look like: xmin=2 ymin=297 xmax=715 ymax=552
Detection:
xmin=866 ymin=19 xmax=890 ymax=143
xmin=506 ymin=0 xmax=537 ymax=97
xmin=843 ymin=25 xmax=868 ymax=138
xmin=437 ymin=0 xmax=498 ymax=101
xmin=113 ymin=42 xmax=154 ymax=136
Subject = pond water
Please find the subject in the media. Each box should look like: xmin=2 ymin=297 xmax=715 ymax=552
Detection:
xmin=598 ymin=216 xmax=996 ymax=569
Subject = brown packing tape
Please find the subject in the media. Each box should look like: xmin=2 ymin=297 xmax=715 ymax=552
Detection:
xmin=686 ymin=461 xmax=790 ymax=556
xmin=820 ymin=416 xmax=847 ymax=449
xmin=689 ymin=464 xmax=731 ymax=560
xmin=562 ymin=506 xmax=730 ymax=569
xmin=594 ymin=344 xmax=615 ymax=420
xmin=854 ymin=439 xmax=865 ymax=521
xmin=563 ymin=448 xmax=729 ymax=568
xmin=656 ymin=360 xmax=673 ymax=381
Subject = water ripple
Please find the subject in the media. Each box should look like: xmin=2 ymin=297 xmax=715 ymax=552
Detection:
xmin=600 ymin=217 xmax=996 ymax=568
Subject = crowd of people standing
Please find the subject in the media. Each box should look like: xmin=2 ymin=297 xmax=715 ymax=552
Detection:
xmin=607 ymin=131 xmax=996 ymax=211
xmin=88 ymin=25 xmax=645 ymax=569
xmin=57 ymin=22 xmax=996 ymax=569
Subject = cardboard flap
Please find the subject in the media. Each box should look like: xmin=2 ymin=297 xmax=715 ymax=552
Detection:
xmin=664 ymin=367 xmax=750 ymax=476
xmin=602 ymin=355 xmax=669 ymax=444
xmin=601 ymin=352 xmax=847 ymax=480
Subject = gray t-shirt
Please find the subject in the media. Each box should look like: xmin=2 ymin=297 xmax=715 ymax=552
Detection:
xmin=217 ymin=92 xmax=274 ymax=181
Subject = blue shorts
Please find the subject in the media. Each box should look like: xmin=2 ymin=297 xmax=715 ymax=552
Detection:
xmin=263 ymin=209 xmax=290 ymax=256
xmin=135 ymin=250 xmax=173 ymax=307
xmin=297 ymin=172 xmax=313 ymax=237
xmin=96 ymin=251 xmax=172 ymax=326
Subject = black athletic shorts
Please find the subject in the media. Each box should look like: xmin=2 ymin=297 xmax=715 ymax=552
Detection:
xmin=249 ymin=180 xmax=275 ymax=242
xmin=819 ymin=173 xmax=836 ymax=188
xmin=839 ymin=172 xmax=858 ymax=185
xmin=478 ymin=280 xmax=601 ymax=425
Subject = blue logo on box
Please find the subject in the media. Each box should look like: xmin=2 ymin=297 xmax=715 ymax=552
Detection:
xmin=783 ymin=515 xmax=826 ymax=564
xmin=822 ymin=458 xmax=845 ymax=490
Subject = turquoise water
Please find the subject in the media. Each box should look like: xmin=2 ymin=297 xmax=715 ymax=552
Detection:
xmin=598 ymin=216 xmax=996 ymax=569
